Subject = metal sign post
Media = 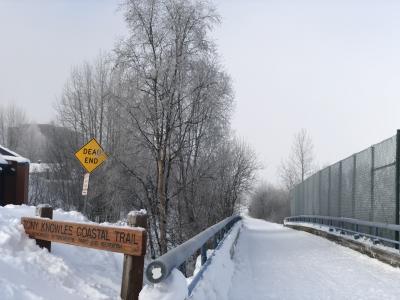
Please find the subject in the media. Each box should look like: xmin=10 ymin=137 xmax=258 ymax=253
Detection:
xmin=82 ymin=173 xmax=90 ymax=196
xmin=82 ymin=172 xmax=90 ymax=215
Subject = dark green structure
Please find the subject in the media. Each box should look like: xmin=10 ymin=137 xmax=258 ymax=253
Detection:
xmin=0 ymin=146 xmax=29 ymax=206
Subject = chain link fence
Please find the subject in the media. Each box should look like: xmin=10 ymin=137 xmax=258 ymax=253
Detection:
xmin=291 ymin=132 xmax=400 ymax=236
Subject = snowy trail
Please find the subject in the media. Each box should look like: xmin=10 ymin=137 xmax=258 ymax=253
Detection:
xmin=229 ymin=217 xmax=400 ymax=300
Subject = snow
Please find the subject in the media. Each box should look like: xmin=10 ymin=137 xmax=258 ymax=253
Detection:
xmin=0 ymin=145 xmax=29 ymax=163
xmin=0 ymin=155 xmax=7 ymax=164
xmin=189 ymin=222 xmax=241 ymax=300
xmin=0 ymin=204 xmax=124 ymax=300
xmin=189 ymin=249 xmax=214 ymax=280
xmin=5 ymin=204 xmax=400 ymax=300
xmin=1 ymin=155 xmax=30 ymax=164
xmin=150 ymin=267 xmax=163 ymax=280
xmin=128 ymin=209 xmax=147 ymax=217
xmin=228 ymin=217 xmax=400 ymax=300
xmin=139 ymin=269 xmax=188 ymax=300
xmin=139 ymin=220 xmax=242 ymax=300
xmin=284 ymin=221 xmax=400 ymax=254
xmin=0 ymin=145 xmax=23 ymax=157
xmin=29 ymin=163 xmax=52 ymax=174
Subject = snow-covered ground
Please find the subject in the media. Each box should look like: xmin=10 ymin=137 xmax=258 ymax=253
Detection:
xmin=284 ymin=220 xmax=400 ymax=255
xmin=0 ymin=204 xmax=123 ymax=300
xmin=140 ymin=220 xmax=242 ymax=300
xmin=5 ymin=205 xmax=400 ymax=300
xmin=140 ymin=216 xmax=400 ymax=300
xmin=229 ymin=217 xmax=400 ymax=300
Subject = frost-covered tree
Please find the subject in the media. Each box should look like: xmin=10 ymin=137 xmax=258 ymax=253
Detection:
xmin=280 ymin=128 xmax=315 ymax=191
xmin=115 ymin=0 xmax=233 ymax=254
xmin=249 ymin=183 xmax=290 ymax=223
xmin=0 ymin=103 xmax=28 ymax=148
xmin=55 ymin=53 xmax=127 ymax=217
xmin=51 ymin=0 xmax=258 ymax=258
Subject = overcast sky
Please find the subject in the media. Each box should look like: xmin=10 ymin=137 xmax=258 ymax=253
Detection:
xmin=1 ymin=0 xmax=400 ymax=184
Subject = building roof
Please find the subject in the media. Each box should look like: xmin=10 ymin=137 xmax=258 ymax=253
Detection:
xmin=0 ymin=145 xmax=30 ymax=165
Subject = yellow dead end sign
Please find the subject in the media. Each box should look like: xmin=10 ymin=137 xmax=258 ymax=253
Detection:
xmin=75 ymin=138 xmax=108 ymax=173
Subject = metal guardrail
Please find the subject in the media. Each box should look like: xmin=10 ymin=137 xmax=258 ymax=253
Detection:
xmin=284 ymin=215 xmax=400 ymax=248
xmin=145 ymin=215 xmax=241 ymax=290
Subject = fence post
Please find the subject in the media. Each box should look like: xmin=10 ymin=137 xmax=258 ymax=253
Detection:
xmin=370 ymin=146 xmax=375 ymax=222
xmin=301 ymin=181 xmax=305 ymax=215
xmin=352 ymin=155 xmax=356 ymax=218
xmin=396 ymin=130 xmax=400 ymax=249
xmin=318 ymin=171 xmax=322 ymax=215
xmin=213 ymin=234 xmax=218 ymax=248
xmin=35 ymin=204 xmax=53 ymax=252
xmin=328 ymin=166 xmax=331 ymax=217
xmin=179 ymin=262 xmax=187 ymax=276
xmin=338 ymin=161 xmax=342 ymax=216
xmin=121 ymin=211 xmax=147 ymax=300
xmin=201 ymin=244 xmax=207 ymax=265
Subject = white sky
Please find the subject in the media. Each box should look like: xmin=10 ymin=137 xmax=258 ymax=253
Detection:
xmin=1 ymin=0 xmax=400 ymax=184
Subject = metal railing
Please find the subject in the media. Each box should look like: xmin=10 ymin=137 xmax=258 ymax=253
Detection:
xmin=145 ymin=215 xmax=241 ymax=293
xmin=285 ymin=215 xmax=400 ymax=248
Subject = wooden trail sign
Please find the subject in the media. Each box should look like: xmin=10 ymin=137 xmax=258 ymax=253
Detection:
xmin=21 ymin=217 xmax=146 ymax=256
xmin=75 ymin=138 xmax=108 ymax=173
xmin=24 ymin=205 xmax=147 ymax=300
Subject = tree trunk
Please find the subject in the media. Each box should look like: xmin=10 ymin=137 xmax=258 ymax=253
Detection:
xmin=157 ymin=154 xmax=168 ymax=254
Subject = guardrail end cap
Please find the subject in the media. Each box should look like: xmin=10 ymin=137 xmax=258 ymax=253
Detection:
xmin=146 ymin=260 xmax=167 ymax=284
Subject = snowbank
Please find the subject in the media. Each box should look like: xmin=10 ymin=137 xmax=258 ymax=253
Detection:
xmin=2 ymin=204 xmax=243 ymax=300
xmin=284 ymin=220 xmax=400 ymax=255
xmin=139 ymin=220 xmax=242 ymax=300
xmin=139 ymin=269 xmax=188 ymax=300
xmin=0 ymin=205 xmax=124 ymax=300
xmin=128 ymin=209 xmax=147 ymax=217
xmin=189 ymin=221 xmax=242 ymax=300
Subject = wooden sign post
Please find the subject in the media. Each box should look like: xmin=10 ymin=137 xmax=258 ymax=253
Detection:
xmin=35 ymin=204 xmax=53 ymax=252
xmin=21 ymin=206 xmax=147 ymax=300
xmin=121 ymin=212 xmax=148 ymax=300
